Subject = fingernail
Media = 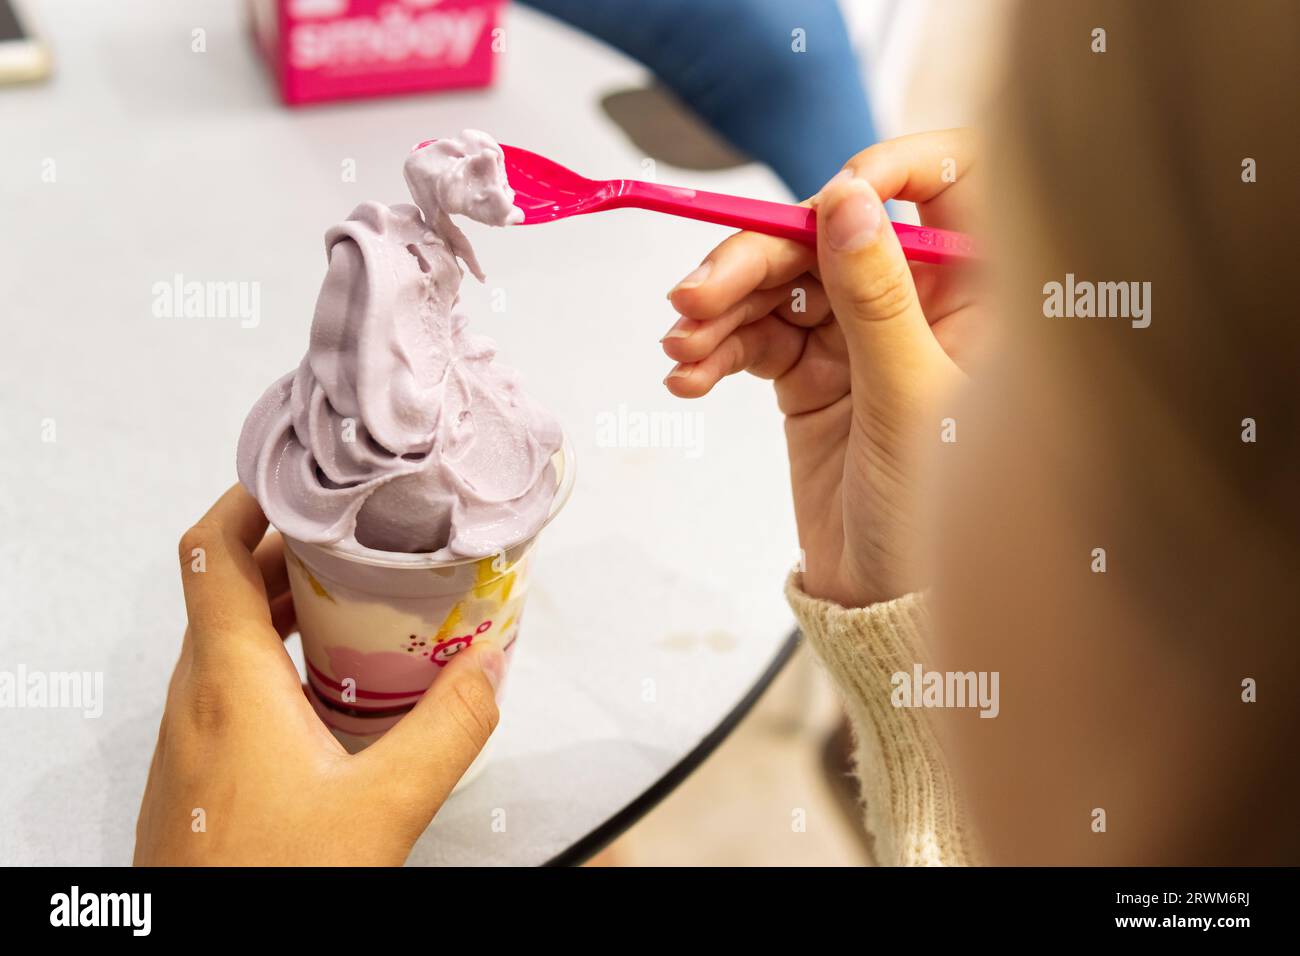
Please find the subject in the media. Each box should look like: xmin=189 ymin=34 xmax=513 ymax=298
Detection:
xmin=476 ymin=641 xmax=505 ymax=694
xmin=660 ymin=316 xmax=693 ymax=341
xmin=811 ymin=168 xmax=854 ymax=207
xmin=664 ymin=363 xmax=692 ymax=384
xmin=824 ymin=185 xmax=883 ymax=252
xmin=669 ymin=261 xmax=712 ymax=297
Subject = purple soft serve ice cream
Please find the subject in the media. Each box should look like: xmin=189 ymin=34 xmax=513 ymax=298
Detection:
xmin=238 ymin=130 xmax=562 ymax=558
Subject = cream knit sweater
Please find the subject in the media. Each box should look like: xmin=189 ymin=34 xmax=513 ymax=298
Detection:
xmin=785 ymin=572 xmax=983 ymax=866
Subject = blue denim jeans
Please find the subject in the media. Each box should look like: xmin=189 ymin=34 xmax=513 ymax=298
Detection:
xmin=519 ymin=0 xmax=876 ymax=198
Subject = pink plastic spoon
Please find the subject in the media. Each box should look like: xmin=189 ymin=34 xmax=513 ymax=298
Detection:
xmin=415 ymin=140 xmax=976 ymax=266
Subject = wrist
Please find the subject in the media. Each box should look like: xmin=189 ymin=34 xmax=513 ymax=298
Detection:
xmin=798 ymin=566 xmax=893 ymax=609
xmin=799 ymin=548 xmax=920 ymax=609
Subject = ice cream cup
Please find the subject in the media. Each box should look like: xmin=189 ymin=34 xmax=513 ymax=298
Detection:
xmin=284 ymin=434 xmax=575 ymax=786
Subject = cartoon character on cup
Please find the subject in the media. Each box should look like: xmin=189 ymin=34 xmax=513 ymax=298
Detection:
xmin=430 ymin=620 xmax=492 ymax=668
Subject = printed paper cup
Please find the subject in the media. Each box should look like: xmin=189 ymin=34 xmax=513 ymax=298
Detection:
xmin=284 ymin=436 xmax=575 ymax=782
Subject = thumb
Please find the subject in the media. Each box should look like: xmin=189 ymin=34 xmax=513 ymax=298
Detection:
xmin=815 ymin=173 xmax=940 ymax=406
xmin=359 ymin=640 xmax=505 ymax=824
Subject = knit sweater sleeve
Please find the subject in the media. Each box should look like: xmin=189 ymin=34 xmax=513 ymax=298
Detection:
xmin=785 ymin=571 xmax=982 ymax=866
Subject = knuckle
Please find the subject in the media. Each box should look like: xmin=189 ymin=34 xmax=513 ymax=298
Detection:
xmin=183 ymin=671 xmax=233 ymax=734
xmin=841 ymin=266 xmax=916 ymax=322
xmin=843 ymin=142 xmax=890 ymax=178
xmin=446 ymin=678 xmax=499 ymax=750
xmin=178 ymin=521 xmax=219 ymax=566
xmin=721 ymin=335 xmax=751 ymax=376
xmin=151 ymin=655 xmax=260 ymax=779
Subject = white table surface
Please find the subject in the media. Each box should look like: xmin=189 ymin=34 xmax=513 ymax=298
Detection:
xmin=0 ymin=0 xmax=800 ymax=866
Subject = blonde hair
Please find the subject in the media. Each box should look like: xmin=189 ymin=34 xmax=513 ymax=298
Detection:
xmin=991 ymin=0 xmax=1300 ymax=591
xmin=975 ymin=2 xmax=1300 ymax=860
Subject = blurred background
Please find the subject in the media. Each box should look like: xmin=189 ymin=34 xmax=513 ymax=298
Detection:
xmin=1 ymin=0 xmax=1006 ymax=865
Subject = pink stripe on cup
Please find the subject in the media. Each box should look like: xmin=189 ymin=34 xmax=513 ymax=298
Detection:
xmin=306 ymin=658 xmax=431 ymax=700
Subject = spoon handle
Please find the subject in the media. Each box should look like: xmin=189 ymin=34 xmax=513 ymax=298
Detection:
xmin=612 ymin=180 xmax=976 ymax=265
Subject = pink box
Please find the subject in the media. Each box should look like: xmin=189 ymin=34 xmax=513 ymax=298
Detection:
xmin=248 ymin=0 xmax=505 ymax=106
